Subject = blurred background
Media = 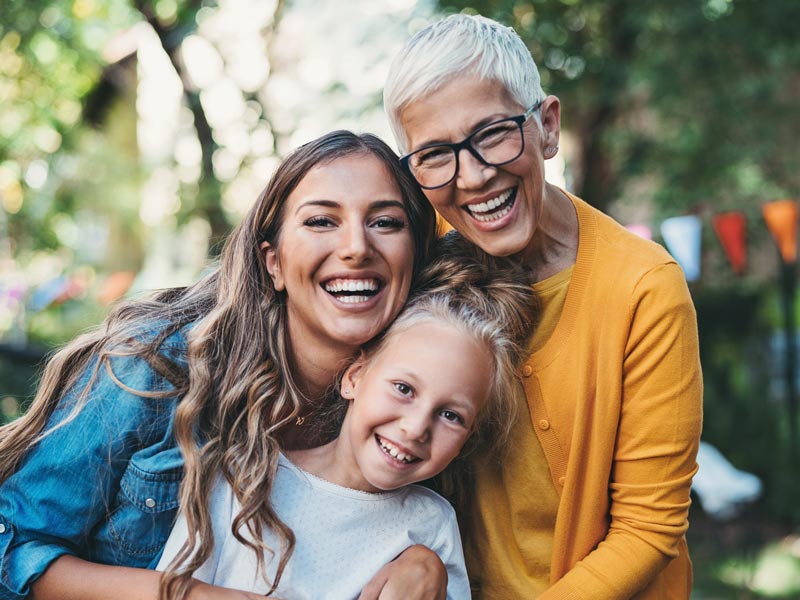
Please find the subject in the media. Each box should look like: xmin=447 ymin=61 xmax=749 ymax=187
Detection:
xmin=1 ymin=0 xmax=799 ymax=596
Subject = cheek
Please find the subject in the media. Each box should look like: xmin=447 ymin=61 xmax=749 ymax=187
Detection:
xmin=387 ymin=235 xmax=416 ymax=280
xmin=437 ymin=428 xmax=471 ymax=459
xmin=422 ymin=188 xmax=451 ymax=211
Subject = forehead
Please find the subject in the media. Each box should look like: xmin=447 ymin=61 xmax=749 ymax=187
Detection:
xmin=399 ymin=76 xmax=523 ymax=150
xmin=367 ymin=320 xmax=493 ymax=401
xmin=287 ymin=153 xmax=402 ymax=206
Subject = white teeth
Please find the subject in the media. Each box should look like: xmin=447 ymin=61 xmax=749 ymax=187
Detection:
xmin=466 ymin=188 xmax=514 ymax=218
xmin=473 ymin=204 xmax=513 ymax=223
xmin=324 ymin=278 xmax=379 ymax=295
xmin=377 ymin=436 xmax=416 ymax=464
xmin=338 ymin=295 xmax=370 ymax=304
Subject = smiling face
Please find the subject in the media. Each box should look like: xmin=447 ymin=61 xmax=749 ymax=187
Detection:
xmin=263 ymin=153 xmax=415 ymax=357
xmin=399 ymin=75 xmax=560 ymax=258
xmin=333 ymin=320 xmax=493 ymax=493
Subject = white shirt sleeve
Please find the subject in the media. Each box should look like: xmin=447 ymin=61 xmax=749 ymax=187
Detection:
xmin=156 ymin=477 xmax=237 ymax=583
xmin=429 ymin=501 xmax=471 ymax=600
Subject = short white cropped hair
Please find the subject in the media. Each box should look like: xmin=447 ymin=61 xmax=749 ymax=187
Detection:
xmin=384 ymin=14 xmax=546 ymax=153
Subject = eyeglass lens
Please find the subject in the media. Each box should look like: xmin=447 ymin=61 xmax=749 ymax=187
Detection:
xmin=407 ymin=118 xmax=524 ymax=189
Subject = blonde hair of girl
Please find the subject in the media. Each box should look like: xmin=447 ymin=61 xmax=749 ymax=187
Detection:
xmin=360 ymin=232 xmax=537 ymax=512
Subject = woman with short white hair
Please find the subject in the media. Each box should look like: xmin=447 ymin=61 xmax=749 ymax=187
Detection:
xmin=385 ymin=14 xmax=703 ymax=599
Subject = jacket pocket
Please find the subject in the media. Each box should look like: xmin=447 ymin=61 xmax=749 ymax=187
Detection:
xmin=106 ymin=461 xmax=181 ymax=558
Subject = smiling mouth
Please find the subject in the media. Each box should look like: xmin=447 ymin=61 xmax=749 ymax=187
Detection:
xmin=465 ymin=188 xmax=516 ymax=222
xmin=323 ymin=278 xmax=381 ymax=304
xmin=376 ymin=434 xmax=420 ymax=465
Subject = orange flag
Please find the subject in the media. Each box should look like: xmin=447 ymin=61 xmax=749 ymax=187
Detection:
xmin=763 ymin=200 xmax=799 ymax=263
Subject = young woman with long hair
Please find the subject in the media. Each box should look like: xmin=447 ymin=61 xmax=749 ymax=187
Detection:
xmin=0 ymin=130 xmax=437 ymax=600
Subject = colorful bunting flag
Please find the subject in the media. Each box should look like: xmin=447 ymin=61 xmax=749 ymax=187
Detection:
xmin=712 ymin=212 xmax=747 ymax=274
xmin=763 ymin=200 xmax=799 ymax=263
xmin=626 ymin=223 xmax=653 ymax=241
xmin=660 ymin=215 xmax=703 ymax=282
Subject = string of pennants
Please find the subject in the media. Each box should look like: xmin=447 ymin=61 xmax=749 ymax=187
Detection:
xmin=626 ymin=199 xmax=799 ymax=282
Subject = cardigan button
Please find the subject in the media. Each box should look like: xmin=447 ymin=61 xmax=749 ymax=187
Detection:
xmin=538 ymin=419 xmax=550 ymax=430
xmin=558 ymin=476 xmax=566 ymax=487
xmin=522 ymin=364 xmax=533 ymax=377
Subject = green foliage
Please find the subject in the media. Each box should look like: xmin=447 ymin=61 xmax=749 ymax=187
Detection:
xmin=1 ymin=1 xmax=218 ymax=348
xmin=0 ymin=0 xmax=140 ymax=252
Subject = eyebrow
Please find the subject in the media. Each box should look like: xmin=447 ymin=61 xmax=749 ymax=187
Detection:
xmin=295 ymin=199 xmax=406 ymax=214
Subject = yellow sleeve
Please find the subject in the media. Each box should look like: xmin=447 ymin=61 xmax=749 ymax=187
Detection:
xmin=544 ymin=262 xmax=703 ymax=599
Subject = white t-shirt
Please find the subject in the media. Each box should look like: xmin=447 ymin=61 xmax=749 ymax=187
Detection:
xmin=157 ymin=454 xmax=470 ymax=599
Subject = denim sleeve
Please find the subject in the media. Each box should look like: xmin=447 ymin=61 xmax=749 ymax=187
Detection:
xmin=0 ymin=340 xmax=184 ymax=599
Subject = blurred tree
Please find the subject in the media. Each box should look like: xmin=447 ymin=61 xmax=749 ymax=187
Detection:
xmin=0 ymin=0 xmax=137 ymax=252
xmin=436 ymin=0 xmax=800 ymax=218
xmin=0 ymin=0 xmax=253 ymax=261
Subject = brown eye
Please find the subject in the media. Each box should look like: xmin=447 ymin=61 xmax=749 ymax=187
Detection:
xmin=439 ymin=409 xmax=465 ymax=426
xmin=393 ymin=382 xmax=412 ymax=396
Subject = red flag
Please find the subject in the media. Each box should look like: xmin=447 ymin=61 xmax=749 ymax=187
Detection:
xmin=712 ymin=212 xmax=747 ymax=274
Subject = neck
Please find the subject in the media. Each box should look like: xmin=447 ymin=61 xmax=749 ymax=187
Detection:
xmin=285 ymin=437 xmax=340 ymax=482
xmin=286 ymin=424 xmax=376 ymax=492
xmin=280 ymin=326 xmax=358 ymax=449
xmin=292 ymin=350 xmax=348 ymax=400
xmin=287 ymin=332 xmax=357 ymax=402
xmin=516 ymin=183 xmax=578 ymax=282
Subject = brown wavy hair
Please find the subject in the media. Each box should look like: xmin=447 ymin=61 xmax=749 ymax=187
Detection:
xmin=0 ymin=131 xmax=436 ymax=599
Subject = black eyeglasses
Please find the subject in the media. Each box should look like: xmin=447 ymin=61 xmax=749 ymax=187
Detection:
xmin=400 ymin=101 xmax=543 ymax=190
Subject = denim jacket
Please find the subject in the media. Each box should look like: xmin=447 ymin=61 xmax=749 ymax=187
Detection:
xmin=0 ymin=327 xmax=189 ymax=599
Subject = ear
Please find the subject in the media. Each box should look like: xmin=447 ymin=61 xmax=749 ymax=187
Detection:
xmin=260 ymin=241 xmax=285 ymax=292
xmin=341 ymin=353 xmax=366 ymax=400
xmin=539 ymin=95 xmax=561 ymax=158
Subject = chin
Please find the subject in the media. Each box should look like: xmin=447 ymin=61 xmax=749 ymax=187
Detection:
xmin=480 ymin=229 xmax=533 ymax=258
xmin=333 ymin=326 xmax=384 ymax=348
xmin=470 ymin=238 xmax=525 ymax=258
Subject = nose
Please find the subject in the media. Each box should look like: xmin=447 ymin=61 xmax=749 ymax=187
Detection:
xmin=338 ymin=224 xmax=371 ymax=262
xmin=400 ymin=409 xmax=431 ymax=444
xmin=456 ymin=148 xmax=496 ymax=190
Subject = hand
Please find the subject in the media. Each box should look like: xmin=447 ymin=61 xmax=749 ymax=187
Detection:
xmin=359 ymin=545 xmax=447 ymax=600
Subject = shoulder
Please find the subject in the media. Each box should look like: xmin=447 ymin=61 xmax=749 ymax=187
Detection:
xmin=402 ymin=485 xmax=458 ymax=522
xmin=572 ymin=195 xmax=674 ymax=269
xmin=569 ymin=194 xmax=688 ymax=302
xmin=102 ymin=322 xmax=191 ymax=394
xmin=50 ymin=321 xmax=194 ymax=439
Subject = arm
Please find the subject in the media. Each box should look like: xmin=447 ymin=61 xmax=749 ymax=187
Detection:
xmin=0 ymin=352 xmax=180 ymax=599
xmin=544 ymin=263 xmax=703 ymax=598
xmin=30 ymin=555 xmax=269 ymax=600
xmin=360 ymin=495 xmax=466 ymax=600
xmin=358 ymin=545 xmax=447 ymax=600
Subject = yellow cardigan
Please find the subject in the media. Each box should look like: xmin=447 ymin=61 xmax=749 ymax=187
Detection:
xmin=468 ymin=194 xmax=703 ymax=599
